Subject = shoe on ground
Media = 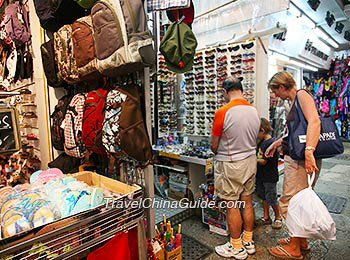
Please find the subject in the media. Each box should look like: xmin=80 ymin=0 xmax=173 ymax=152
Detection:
xmin=272 ymin=219 xmax=283 ymax=229
xmin=215 ymin=242 xmax=248 ymax=259
xmin=243 ymin=239 xmax=256 ymax=255
xmin=255 ymin=217 xmax=272 ymax=226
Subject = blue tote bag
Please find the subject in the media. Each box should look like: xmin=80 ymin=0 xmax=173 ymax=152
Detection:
xmin=288 ymin=94 xmax=344 ymax=160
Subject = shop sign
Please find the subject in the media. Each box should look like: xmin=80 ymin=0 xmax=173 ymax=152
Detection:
xmin=0 ymin=107 xmax=20 ymax=153
xmin=304 ymin=39 xmax=329 ymax=61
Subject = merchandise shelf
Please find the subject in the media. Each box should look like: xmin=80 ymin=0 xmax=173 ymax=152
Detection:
xmin=0 ymin=186 xmax=144 ymax=260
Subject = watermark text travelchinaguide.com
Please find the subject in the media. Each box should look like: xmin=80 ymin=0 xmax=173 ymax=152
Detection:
xmin=104 ymin=198 xmax=246 ymax=209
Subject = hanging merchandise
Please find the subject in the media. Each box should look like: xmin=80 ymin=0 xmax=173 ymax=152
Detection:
xmin=50 ymin=95 xmax=73 ymax=151
xmin=33 ymin=0 xmax=87 ymax=32
xmin=4 ymin=1 xmax=31 ymax=47
xmin=102 ymin=84 xmax=153 ymax=162
xmin=72 ymin=16 xmax=101 ymax=81
xmin=40 ymin=39 xmax=64 ymax=87
xmin=157 ymin=55 xmax=178 ymax=136
xmin=63 ymin=93 xmax=87 ymax=158
xmin=166 ymin=0 xmax=194 ymax=28
xmin=91 ymin=0 xmax=155 ymax=77
xmin=82 ymin=88 xmax=108 ymax=155
xmin=181 ymin=41 xmax=257 ymax=137
xmin=147 ymin=0 xmax=190 ymax=11
xmin=306 ymin=55 xmax=350 ymax=140
xmin=15 ymin=46 xmax=33 ymax=81
xmin=47 ymin=152 xmax=81 ymax=173
xmin=159 ymin=21 xmax=198 ymax=73
xmin=54 ymin=24 xmax=80 ymax=84
xmin=74 ymin=0 xmax=97 ymax=9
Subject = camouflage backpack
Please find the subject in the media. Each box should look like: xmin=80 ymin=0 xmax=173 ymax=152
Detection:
xmin=54 ymin=24 xmax=80 ymax=84
xmin=72 ymin=16 xmax=100 ymax=81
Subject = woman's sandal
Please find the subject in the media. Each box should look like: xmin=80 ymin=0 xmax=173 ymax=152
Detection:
xmin=269 ymin=246 xmax=303 ymax=259
xmin=277 ymin=238 xmax=311 ymax=252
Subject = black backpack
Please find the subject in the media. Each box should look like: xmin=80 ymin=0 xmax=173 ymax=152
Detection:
xmin=51 ymin=94 xmax=72 ymax=150
xmin=48 ymin=152 xmax=81 ymax=173
xmin=33 ymin=0 xmax=87 ymax=32
xmin=41 ymin=39 xmax=63 ymax=87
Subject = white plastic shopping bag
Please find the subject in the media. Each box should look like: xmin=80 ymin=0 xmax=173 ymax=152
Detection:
xmin=285 ymin=173 xmax=336 ymax=240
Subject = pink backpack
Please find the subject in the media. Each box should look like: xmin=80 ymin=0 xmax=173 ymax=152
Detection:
xmin=63 ymin=93 xmax=87 ymax=158
xmin=4 ymin=2 xmax=30 ymax=47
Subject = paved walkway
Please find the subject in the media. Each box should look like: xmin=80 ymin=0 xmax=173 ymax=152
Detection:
xmin=181 ymin=144 xmax=350 ymax=260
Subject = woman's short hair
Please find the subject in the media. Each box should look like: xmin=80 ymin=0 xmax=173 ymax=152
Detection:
xmin=260 ymin=118 xmax=273 ymax=134
xmin=268 ymin=71 xmax=296 ymax=90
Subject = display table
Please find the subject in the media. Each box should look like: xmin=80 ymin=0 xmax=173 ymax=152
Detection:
xmin=156 ymin=151 xmax=211 ymax=201
xmin=0 ymin=172 xmax=144 ymax=260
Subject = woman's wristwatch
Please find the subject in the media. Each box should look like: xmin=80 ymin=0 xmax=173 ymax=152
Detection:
xmin=305 ymin=146 xmax=316 ymax=151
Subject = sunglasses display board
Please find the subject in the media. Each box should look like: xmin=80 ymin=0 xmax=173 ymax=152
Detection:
xmin=157 ymin=55 xmax=178 ymax=136
xmin=183 ymin=41 xmax=257 ymax=137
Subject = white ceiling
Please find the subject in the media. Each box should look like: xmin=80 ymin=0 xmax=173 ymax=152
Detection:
xmin=291 ymin=0 xmax=350 ymax=50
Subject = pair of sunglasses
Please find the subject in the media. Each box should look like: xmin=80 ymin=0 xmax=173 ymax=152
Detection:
xmin=228 ymin=45 xmax=240 ymax=52
xmin=241 ymin=42 xmax=254 ymax=49
xmin=216 ymin=48 xmax=227 ymax=53
xmin=231 ymin=59 xmax=242 ymax=64
xmin=243 ymin=53 xmax=255 ymax=57
xmin=231 ymin=54 xmax=242 ymax=59
xmin=243 ymin=58 xmax=255 ymax=63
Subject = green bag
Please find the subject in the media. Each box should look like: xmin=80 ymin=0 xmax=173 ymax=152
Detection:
xmin=74 ymin=0 xmax=97 ymax=9
xmin=159 ymin=22 xmax=197 ymax=73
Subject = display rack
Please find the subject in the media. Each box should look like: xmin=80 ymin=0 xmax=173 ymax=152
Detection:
xmin=183 ymin=40 xmax=257 ymax=137
xmin=0 ymin=187 xmax=144 ymax=260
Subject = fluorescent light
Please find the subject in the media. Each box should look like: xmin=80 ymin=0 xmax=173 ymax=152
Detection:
xmin=305 ymin=65 xmax=318 ymax=71
xmin=289 ymin=59 xmax=319 ymax=71
xmin=272 ymin=52 xmax=290 ymax=62
xmin=315 ymin=27 xmax=329 ymax=40
xmin=327 ymin=38 xmax=339 ymax=48
xmin=289 ymin=59 xmax=306 ymax=67
xmin=299 ymin=14 xmax=315 ymax=29
xmin=288 ymin=4 xmax=301 ymax=17
xmin=314 ymin=27 xmax=339 ymax=49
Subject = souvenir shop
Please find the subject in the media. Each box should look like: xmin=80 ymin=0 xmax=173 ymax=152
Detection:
xmin=0 ymin=0 xmax=349 ymax=260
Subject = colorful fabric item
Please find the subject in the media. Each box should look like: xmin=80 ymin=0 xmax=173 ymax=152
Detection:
xmin=147 ymin=0 xmax=190 ymax=11
xmin=87 ymin=230 xmax=131 ymax=260
xmin=330 ymin=99 xmax=337 ymax=116
xmin=102 ymin=90 xmax=127 ymax=154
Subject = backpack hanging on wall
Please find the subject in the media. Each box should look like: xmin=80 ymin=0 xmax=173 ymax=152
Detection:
xmin=72 ymin=16 xmax=101 ymax=81
xmin=82 ymin=88 xmax=108 ymax=154
xmin=63 ymin=93 xmax=87 ymax=158
xmin=51 ymin=94 xmax=72 ymax=151
xmin=41 ymin=39 xmax=63 ymax=87
xmin=74 ymin=0 xmax=97 ymax=9
xmin=54 ymin=24 xmax=80 ymax=84
xmin=33 ymin=0 xmax=86 ymax=32
xmin=4 ymin=1 xmax=30 ymax=47
xmin=91 ymin=0 xmax=155 ymax=77
xmin=102 ymin=84 xmax=152 ymax=162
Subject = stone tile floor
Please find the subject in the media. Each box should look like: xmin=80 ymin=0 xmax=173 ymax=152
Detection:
xmin=180 ymin=143 xmax=350 ymax=260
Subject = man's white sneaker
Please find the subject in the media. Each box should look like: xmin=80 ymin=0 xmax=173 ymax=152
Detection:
xmin=215 ymin=242 xmax=248 ymax=259
xmin=242 ymin=239 xmax=256 ymax=255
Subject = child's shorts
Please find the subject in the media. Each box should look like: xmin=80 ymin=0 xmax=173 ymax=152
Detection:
xmin=256 ymin=179 xmax=278 ymax=206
